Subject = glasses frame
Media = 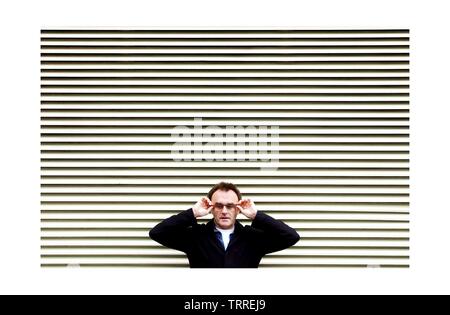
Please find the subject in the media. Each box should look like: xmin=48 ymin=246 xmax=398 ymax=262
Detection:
xmin=212 ymin=203 xmax=239 ymax=211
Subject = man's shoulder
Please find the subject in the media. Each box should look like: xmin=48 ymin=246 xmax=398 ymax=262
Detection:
xmin=238 ymin=222 xmax=264 ymax=235
xmin=189 ymin=220 xmax=212 ymax=233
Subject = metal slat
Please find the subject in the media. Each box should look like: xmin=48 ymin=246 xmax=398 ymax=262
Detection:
xmin=41 ymin=28 xmax=409 ymax=268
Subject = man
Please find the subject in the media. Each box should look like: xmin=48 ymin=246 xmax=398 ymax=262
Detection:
xmin=149 ymin=182 xmax=300 ymax=268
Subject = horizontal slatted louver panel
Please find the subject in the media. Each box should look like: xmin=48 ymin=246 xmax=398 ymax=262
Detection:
xmin=40 ymin=28 xmax=409 ymax=268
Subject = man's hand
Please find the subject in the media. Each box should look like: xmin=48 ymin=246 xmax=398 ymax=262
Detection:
xmin=192 ymin=197 xmax=213 ymax=218
xmin=237 ymin=198 xmax=258 ymax=220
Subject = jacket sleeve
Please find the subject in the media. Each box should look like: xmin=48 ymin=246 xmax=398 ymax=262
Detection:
xmin=251 ymin=211 xmax=300 ymax=255
xmin=149 ymin=208 xmax=197 ymax=253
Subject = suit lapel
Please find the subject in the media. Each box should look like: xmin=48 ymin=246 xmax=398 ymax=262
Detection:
xmin=226 ymin=221 xmax=243 ymax=251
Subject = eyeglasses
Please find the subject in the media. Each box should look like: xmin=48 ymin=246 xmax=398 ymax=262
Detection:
xmin=212 ymin=203 xmax=239 ymax=211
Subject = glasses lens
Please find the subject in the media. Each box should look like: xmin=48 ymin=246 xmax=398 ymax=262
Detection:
xmin=214 ymin=204 xmax=236 ymax=210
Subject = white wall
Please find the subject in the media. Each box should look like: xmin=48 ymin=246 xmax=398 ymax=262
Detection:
xmin=40 ymin=28 xmax=409 ymax=268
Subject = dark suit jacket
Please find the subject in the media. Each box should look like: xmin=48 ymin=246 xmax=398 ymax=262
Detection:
xmin=149 ymin=209 xmax=300 ymax=268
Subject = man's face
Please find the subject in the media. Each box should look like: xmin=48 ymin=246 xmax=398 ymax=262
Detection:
xmin=211 ymin=189 xmax=240 ymax=230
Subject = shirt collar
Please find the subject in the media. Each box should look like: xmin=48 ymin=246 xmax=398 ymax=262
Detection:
xmin=207 ymin=219 xmax=243 ymax=235
xmin=214 ymin=226 xmax=235 ymax=234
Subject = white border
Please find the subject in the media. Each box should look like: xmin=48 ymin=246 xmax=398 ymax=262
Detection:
xmin=1 ymin=0 xmax=450 ymax=295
